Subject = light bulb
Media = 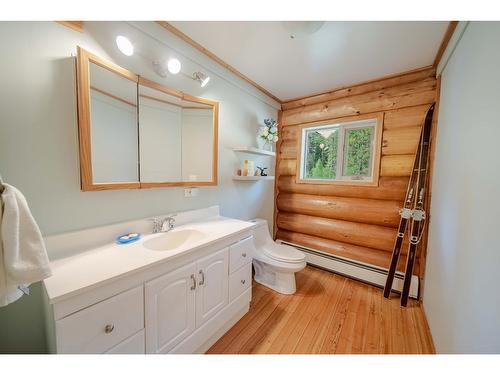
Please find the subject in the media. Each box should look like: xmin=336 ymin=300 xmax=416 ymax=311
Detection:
xmin=116 ymin=35 xmax=134 ymax=56
xmin=167 ymin=58 xmax=181 ymax=74
xmin=200 ymin=75 xmax=210 ymax=87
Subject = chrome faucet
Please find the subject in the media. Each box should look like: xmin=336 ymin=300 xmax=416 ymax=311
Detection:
xmin=151 ymin=215 xmax=176 ymax=233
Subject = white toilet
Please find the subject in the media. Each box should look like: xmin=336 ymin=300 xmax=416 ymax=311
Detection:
xmin=250 ymin=218 xmax=306 ymax=294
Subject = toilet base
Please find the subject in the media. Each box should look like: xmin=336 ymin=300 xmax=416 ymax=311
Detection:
xmin=253 ymin=259 xmax=304 ymax=295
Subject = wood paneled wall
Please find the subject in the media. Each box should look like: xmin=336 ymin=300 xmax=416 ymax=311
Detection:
xmin=274 ymin=67 xmax=437 ymax=276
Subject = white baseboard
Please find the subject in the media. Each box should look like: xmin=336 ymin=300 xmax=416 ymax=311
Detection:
xmin=279 ymin=241 xmax=419 ymax=299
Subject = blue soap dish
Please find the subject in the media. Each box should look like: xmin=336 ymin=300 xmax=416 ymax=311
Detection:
xmin=116 ymin=233 xmax=141 ymax=244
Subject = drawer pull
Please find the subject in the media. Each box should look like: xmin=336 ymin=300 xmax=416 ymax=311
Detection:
xmin=242 ymin=253 xmax=247 ymax=258
xmin=104 ymin=324 xmax=114 ymax=334
xmin=199 ymin=270 xmax=205 ymax=286
xmin=190 ymin=274 xmax=196 ymax=290
xmin=241 ymin=279 xmax=246 ymax=284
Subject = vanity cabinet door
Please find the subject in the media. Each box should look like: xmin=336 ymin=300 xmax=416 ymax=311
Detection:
xmin=145 ymin=262 xmax=197 ymax=354
xmin=195 ymin=248 xmax=229 ymax=328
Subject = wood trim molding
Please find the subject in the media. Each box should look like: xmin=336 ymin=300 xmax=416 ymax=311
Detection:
xmin=273 ymin=110 xmax=283 ymax=240
xmin=139 ymin=76 xmax=183 ymax=99
xmin=86 ymin=49 xmax=139 ymax=82
xmin=76 ymin=46 xmax=96 ymax=191
xmin=433 ymin=21 xmax=459 ymax=67
xmin=156 ymin=21 xmax=282 ymax=104
xmin=91 ymin=86 xmax=137 ymax=108
xmin=56 ymin=21 xmax=84 ymax=33
xmin=418 ymin=78 xmax=441 ymax=287
xmin=139 ymin=93 xmax=182 ymax=108
xmin=76 ymin=46 xmax=141 ymax=191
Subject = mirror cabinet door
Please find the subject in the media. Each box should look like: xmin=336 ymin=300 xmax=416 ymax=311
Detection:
xmin=138 ymin=83 xmax=183 ymax=183
xmin=88 ymin=61 xmax=139 ymax=184
xmin=77 ymin=47 xmax=217 ymax=191
xmin=180 ymin=97 xmax=215 ymax=183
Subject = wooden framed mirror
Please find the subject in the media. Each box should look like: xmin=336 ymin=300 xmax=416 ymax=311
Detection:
xmin=76 ymin=47 xmax=218 ymax=191
xmin=137 ymin=78 xmax=218 ymax=188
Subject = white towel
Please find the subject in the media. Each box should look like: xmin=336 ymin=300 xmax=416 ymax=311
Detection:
xmin=0 ymin=184 xmax=51 ymax=306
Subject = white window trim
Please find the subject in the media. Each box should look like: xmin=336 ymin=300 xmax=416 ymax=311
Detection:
xmin=298 ymin=117 xmax=381 ymax=185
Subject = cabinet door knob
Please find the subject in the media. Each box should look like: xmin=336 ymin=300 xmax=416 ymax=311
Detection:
xmin=104 ymin=324 xmax=114 ymax=334
xmin=199 ymin=270 xmax=205 ymax=286
xmin=242 ymin=253 xmax=247 ymax=257
xmin=241 ymin=279 xmax=246 ymax=284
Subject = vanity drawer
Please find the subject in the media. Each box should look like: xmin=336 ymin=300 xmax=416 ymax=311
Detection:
xmin=55 ymin=286 xmax=144 ymax=354
xmin=229 ymin=236 xmax=254 ymax=273
xmin=229 ymin=262 xmax=252 ymax=302
xmin=106 ymin=330 xmax=145 ymax=354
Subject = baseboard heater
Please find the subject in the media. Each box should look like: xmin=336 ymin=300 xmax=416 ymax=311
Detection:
xmin=278 ymin=240 xmax=419 ymax=299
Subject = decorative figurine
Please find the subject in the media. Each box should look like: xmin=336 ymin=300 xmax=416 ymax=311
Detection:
xmin=257 ymin=167 xmax=268 ymax=177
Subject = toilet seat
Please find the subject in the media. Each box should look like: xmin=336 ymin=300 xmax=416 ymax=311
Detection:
xmin=262 ymin=243 xmax=306 ymax=264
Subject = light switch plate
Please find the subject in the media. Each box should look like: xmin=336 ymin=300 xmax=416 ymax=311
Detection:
xmin=184 ymin=187 xmax=199 ymax=197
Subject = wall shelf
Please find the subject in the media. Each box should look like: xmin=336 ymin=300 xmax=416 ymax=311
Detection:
xmin=232 ymin=146 xmax=276 ymax=157
xmin=232 ymin=175 xmax=275 ymax=181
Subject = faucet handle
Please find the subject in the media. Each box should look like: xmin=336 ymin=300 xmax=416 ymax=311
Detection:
xmin=167 ymin=215 xmax=176 ymax=229
xmin=148 ymin=217 xmax=162 ymax=233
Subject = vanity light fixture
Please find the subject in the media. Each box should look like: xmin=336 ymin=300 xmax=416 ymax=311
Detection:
xmin=167 ymin=58 xmax=181 ymax=74
xmin=152 ymin=58 xmax=182 ymax=78
xmin=116 ymin=35 xmax=134 ymax=56
xmin=152 ymin=61 xmax=168 ymax=78
xmin=193 ymin=71 xmax=210 ymax=87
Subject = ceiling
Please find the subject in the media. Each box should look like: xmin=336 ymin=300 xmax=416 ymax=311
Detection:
xmin=168 ymin=21 xmax=449 ymax=101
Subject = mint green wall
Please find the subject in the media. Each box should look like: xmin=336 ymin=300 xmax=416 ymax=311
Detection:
xmin=424 ymin=21 xmax=500 ymax=353
xmin=0 ymin=283 xmax=47 ymax=353
xmin=0 ymin=21 xmax=278 ymax=353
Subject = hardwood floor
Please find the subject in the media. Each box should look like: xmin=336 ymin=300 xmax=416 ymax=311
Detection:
xmin=208 ymin=265 xmax=435 ymax=354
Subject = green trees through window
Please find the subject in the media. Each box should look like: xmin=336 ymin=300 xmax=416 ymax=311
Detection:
xmin=306 ymin=129 xmax=338 ymax=179
xmin=303 ymin=122 xmax=374 ymax=181
xmin=344 ymin=127 xmax=373 ymax=178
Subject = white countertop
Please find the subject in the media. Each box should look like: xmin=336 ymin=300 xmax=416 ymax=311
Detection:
xmin=43 ymin=216 xmax=254 ymax=304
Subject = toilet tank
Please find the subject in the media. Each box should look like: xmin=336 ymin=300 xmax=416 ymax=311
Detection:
xmin=249 ymin=218 xmax=274 ymax=248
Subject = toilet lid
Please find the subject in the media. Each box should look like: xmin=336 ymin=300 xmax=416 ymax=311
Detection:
xmin=262 ymin=243 xmax=305 ymax=263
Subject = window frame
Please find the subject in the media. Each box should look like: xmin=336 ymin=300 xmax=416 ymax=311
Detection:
xmin=295 ymin=113 xmax=383 ymax=187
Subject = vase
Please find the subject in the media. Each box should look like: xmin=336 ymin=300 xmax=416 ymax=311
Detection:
xmin=263 ymin=142 xmax=274 ymax=152
xmin=256 ymin=134 xmax=266 ymax=150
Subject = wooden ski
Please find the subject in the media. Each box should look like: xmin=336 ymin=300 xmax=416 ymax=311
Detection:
xmin=383 ymin=103 xmax=435 ymax=300
xmin=383 ymin=123 xmax=424 ymax=298
xmin=400 ymin=104 xmax=435 ymax=307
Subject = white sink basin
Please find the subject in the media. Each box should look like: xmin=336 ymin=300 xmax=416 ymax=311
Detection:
xmin=143 ymin=229 xmax=206 ymax=251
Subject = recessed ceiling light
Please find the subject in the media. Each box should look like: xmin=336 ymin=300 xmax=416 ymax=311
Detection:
xmin=193 ymin=71 xmax=210 ymax=87
xmin=167 ymin=58 xmax=181 ymax=74
xmin=116 ymin=35 xmax=134 ymax=56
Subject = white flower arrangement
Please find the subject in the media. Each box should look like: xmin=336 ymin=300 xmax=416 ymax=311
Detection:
xmin=259 ymin=118 xmax=279 ymax=144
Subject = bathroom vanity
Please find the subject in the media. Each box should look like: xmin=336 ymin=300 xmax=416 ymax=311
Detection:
xmin=42 ymin=207 xmax=255 ymax=354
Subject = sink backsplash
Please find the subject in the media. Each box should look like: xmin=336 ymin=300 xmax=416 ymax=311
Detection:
xmin=44 ymin=206 xmax=221 ymax=261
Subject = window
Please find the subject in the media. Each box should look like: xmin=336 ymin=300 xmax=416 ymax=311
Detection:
xmin=298 ymin=116 xmax=382 ymax=185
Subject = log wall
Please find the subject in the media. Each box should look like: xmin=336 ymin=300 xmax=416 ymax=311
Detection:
xmin=274 ymin=67 xmax=438 ymax=276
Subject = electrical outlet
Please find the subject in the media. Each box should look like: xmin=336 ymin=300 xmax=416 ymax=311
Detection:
xmin=184 ymin=187 xmax=199 ymax=197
